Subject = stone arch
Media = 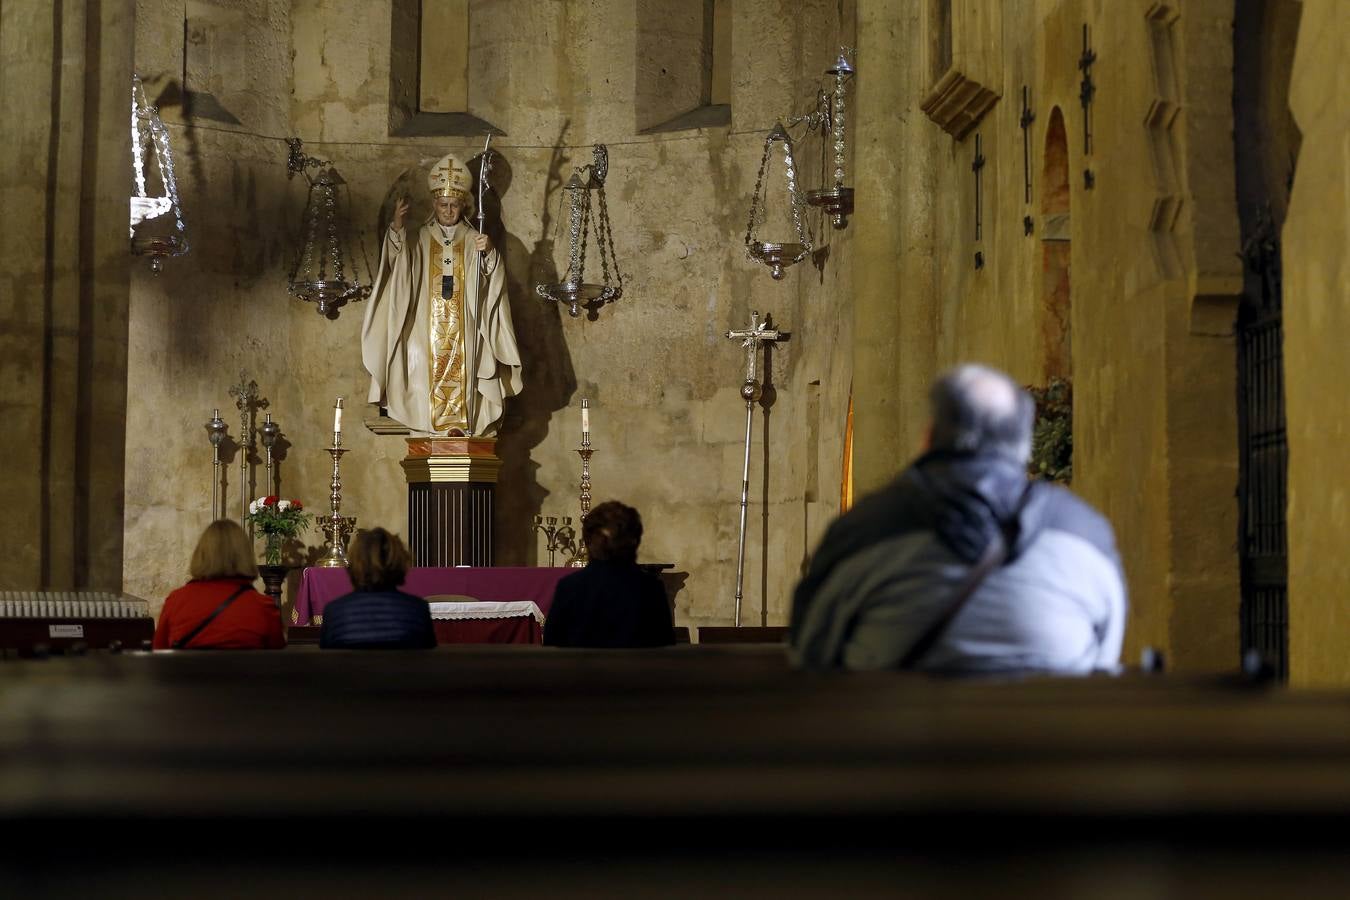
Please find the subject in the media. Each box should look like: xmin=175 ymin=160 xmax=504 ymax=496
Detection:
xmin=1040 ymin=106 xmax=1071 ymax=382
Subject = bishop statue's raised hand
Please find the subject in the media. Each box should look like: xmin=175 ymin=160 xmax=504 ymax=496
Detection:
xmin=391 ymin=196 xmax=410 ymax=233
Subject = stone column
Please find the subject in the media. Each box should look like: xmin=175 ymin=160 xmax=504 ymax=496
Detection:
xmin=852 ymin=0 xmax=936 ymax=494
xmin=401 ymin=437 xmax=503 ymax=567
xmin=0 ymin=0 xmax=134 ymax=590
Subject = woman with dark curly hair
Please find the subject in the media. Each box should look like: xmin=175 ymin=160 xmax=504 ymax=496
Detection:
xmin=319 ymin=528 xmax=436 ymax=649
xmin=543 ymin=500 xmax=674 ymax=648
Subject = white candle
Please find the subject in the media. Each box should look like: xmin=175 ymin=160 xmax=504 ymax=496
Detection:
xmin=581 ymin=399 xmax=590 ymax=434
xmin=212 ymin=408 xmax=219 ymax=419
xmin=333 ymin=398 xmax=344 ymax=434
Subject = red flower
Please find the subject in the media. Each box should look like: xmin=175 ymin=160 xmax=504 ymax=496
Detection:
xmin=292 ymin=501 xmax=304 ymax=510
xmin=264 ymin=496 xmax=278 ymax=506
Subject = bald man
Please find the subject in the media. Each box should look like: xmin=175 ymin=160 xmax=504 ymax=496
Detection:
xmin=790 ymin=364 xmax=1126 ymax=674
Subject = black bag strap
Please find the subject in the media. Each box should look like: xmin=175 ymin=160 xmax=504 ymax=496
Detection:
xmin=898 ymin=534 xmax=1006 ymax=669
xmin=174 ymin=583 xmax=252 ymax=650
xmin=898 ymin=483 xmax=1036 ymax=670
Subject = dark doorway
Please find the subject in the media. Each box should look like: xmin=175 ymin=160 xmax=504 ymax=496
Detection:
xmin=1232 ymin=0 xmax=1301 ymax=679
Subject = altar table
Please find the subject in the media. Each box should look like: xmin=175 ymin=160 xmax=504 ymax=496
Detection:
xmin=292 ymin=567 xmax=571 ymax=629
xmin=428 ymin=600 xmax=545 ymax=645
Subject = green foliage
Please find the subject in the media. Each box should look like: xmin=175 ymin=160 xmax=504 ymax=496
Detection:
xmin=246 ymin=496 xmax=312 ymax=565
xmin=1027 ymin=377 xmax=1073 ymax=484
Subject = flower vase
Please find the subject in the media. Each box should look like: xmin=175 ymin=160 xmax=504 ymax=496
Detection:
xmin=263 ymin=533 xmax=283 ymax=566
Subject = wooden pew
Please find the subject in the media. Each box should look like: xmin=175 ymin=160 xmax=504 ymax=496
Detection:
xmin=2 ymin=648 xmax=1348 ymax=893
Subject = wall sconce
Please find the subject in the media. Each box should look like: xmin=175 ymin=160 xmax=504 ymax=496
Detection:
xmin=535 ymin=145 xmax=625 ymax=318
xmin=285 ymin=138 xmax=371 ymax=318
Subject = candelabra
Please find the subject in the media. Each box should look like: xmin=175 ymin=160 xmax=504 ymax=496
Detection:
xmin=316 ymin=425 xmax=355 ymax=568
xmin=206 ymin=408 xmax=227 ymax=520
xmin=532 ymin=516 xmax=577 ymax=567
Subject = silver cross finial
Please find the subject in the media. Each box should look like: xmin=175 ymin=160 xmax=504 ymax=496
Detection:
xmin=725 ymin=310 xmax=783 ymax=387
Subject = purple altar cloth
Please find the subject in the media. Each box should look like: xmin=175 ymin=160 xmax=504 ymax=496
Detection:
xmin=293 ymin=567 xmax=572 ymax=626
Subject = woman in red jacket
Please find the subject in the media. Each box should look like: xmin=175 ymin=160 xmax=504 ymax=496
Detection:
xmin=153 ymin=520 xmax=285 ymax=650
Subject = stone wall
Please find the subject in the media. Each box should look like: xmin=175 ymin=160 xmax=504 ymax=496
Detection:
xmin=851 ymin=0 xmax=1244 ymax=671
xmin=0 ymin=0 xmax=135 ymax=592
xmin=124 ymin=0 xmax=856 ymax=627
xmin=1284 ymin=0 xmax=1349 ymax=687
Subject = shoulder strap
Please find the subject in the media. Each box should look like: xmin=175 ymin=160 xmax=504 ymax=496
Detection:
xmin=898 ymin=482 xmax=1037 ymax=670
xmin=173 ymin=583 xmax=252 ymax=650
xmin=897 ymin=534 xmax=1006 ymax=669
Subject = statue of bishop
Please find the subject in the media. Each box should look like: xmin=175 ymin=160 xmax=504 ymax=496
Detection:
xmin=361 ymin=153 xmax=522 ymax=436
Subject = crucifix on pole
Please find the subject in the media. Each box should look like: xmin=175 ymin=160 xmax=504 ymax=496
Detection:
xmin=724 ymin=310 xmax=785 ymax=627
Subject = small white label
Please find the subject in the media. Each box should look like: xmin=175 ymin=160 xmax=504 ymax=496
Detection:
xmin=49 ymin=624 xmax=84 ymax=639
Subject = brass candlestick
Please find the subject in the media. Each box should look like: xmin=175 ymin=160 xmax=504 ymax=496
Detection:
xmin=316 ymin=431 xmax=354 ymax=568
xmin=571 ymin=432 xmax=594 ymax=568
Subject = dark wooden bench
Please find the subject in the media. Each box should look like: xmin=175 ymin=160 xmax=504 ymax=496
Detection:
xmin=696 ymin=625 xmax=788 ymax=644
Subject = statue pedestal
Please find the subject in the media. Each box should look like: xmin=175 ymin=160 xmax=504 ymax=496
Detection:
xmin=401 ymin=437 xmax=502 ymax=567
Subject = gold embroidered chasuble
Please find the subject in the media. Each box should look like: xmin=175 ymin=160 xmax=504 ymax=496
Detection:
xmin=427 ymin=230 xmax=468 ymax=432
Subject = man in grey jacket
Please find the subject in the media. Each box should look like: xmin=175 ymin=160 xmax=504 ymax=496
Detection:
xmin=790 ymin=364 xmax=1125 ymax=674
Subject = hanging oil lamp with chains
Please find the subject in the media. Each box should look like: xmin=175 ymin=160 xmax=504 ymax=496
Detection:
xmin=129 ymin=74 xmax=189 ymax=274
xmin=284 ymin=138 xmax=372 ymax=318
xmin=745 ymin=123 xmax=812 ymax=280
xmin=536 ymin=144 xmax=625 ymax=318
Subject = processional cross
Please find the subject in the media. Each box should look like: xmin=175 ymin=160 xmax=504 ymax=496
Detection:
xmin=724 ymin=310 xmax=785 ymax=627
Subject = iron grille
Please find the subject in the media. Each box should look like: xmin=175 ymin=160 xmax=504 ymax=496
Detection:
xmin=1236 ymin=212 xmax=1288 ymax=680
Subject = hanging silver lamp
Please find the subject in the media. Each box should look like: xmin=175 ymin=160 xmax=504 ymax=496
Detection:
xmin=745 ymin=123 xmax=812 ymax=280
xmin=285 ymin=138 xmax=371 ymax=318
xmin=536 ymin=145 xmax=625 ymax=318
xmin=129 ymin=74 xmax=189 ymax=274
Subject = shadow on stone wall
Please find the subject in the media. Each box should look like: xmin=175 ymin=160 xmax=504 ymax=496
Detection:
xmin=474 ymin=130 xmax=578 ymax=565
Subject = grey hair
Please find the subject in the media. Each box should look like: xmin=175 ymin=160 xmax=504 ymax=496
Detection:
xmin=928 ymin=364 xmax=1035 ymax=463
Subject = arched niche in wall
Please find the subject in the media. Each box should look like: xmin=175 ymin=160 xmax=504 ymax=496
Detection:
xmin=1040 ymin=106 xmax=1071 ymax=383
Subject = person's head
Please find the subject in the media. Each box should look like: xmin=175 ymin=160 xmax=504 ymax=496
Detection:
xmin=433 ymin=193 xmax=470 ymax=226
xmin=427 ymin=152 xmax=474 ymax=226
xmin=189 ymin=520 xmax=258 ymax=581
xmin=348 ymin=527 xmax=413 ymax=592
xmin=582 ymin=501 xmax=644 ymax=565
xmin=926 ymin=364 xmax=1035 ymax=464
